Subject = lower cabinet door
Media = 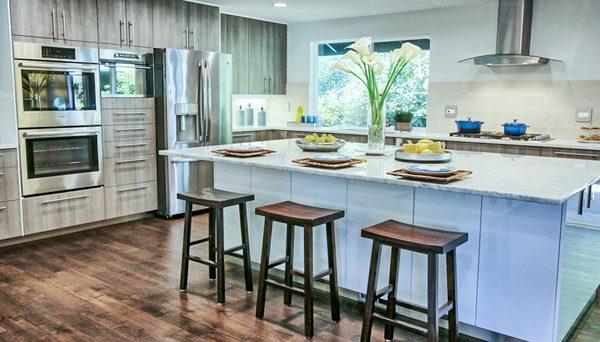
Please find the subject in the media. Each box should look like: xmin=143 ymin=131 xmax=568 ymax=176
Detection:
xmin=23 ymin=188 xmax=106 ymax=235
xmin=104 ymin=181 xmax=157 ymax=219
xmin=103 ymin=154 xmax=157 ymax=187
xmin=0 ymin=201 xmax=21 ymax=240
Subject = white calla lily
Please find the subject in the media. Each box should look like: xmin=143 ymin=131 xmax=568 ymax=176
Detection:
xmin=373 ymin=62 xmax=384 ymax=74
xmin=343 ymin=50 xmax=362 ymax=66
xmin=331 ymin=59 xmax=354 ymax=74
xmin=395 ymin=42 xmax=424 ymax=64
xmin=346 ymin=37 xmax=372 ymax=57
xmin=361 ymin=52 xmax=380 ymax=66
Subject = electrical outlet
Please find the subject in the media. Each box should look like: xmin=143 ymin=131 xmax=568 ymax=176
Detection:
xmin=445 ymin=105 xmax=458 ymax=118
xmin=575 ymin=107 xmax=593 ymax=123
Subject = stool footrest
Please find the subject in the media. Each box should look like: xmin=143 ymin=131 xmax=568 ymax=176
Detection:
xmin=266 ymin=278 xmax=305 ymax=296
xmin=268 ymin=256 xmax=290 ymax=269
xmin=377 ymin=296 xmax=454 ymax=319
xmin=313 ymin=268 xmax=333 ymax=282
xmin=190 ymin=236 xmax=211 ymax=246
xmin=375 ymin=284 xmax=393 ymax=300
xmin=292 ymin=269 xmax=331 ymax=285
xmin=371 ymin=312 xmax=427 ymax=336
xmin=187 ymin=255 xmax=216 ymax=268
xmin=437 ymin=301 xmax=454 ymax=319
xmin=223 ymin=244 xmax=244 ymax=256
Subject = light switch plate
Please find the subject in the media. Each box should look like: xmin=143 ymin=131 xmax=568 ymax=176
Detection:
xmin=576 ymin=107 xmax=593 ymax=123
xmin=445 ymin=105 xmax=458 ymax=118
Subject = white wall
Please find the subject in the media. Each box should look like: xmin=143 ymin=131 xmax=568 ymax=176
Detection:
xmin=0 ymin=0 xmax=17 ymax=144
xmin=286 ymin=0 xmax=600 ymax=139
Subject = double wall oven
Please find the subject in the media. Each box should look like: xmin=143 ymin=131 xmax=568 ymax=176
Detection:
xmin=14 ymin=42 xmax=103 ymax=196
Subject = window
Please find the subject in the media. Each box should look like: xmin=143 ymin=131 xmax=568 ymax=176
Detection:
xmin=315 ymin=39 xmax=430 ymax=128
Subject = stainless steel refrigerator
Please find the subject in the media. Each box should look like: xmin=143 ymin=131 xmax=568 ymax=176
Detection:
xmin=155 ymin=49 xmax=233 ymax=217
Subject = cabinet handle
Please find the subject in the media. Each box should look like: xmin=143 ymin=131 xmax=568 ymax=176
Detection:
xmin=113 ymin=112 xmax=147 ymax=116
xmin=189 ymin=30 xmax=194 ymax=50
xmin=268 ymin=76 xmax=272 ymax=93
xmin=0 ymin=172 xmax=4 ymax=176
xmin=116 ymin=157 xmax=148 ymax=164
xmin=117 ymin=185 xmax=148 ymax=193
xmin=263 ymin=77 xmax=267 ymax=94
xmin=119 ymin=20 xmax=125 ymax=45
xmin=43 ymin=194 xmax=90 ymax=205
xmin=128 ymin=21 xmax=133 ymax=46
xmin=184 ymin=27 xmax=189 ymax=50
xmin=115 ymin=128 xmax=147 ymax=132
xmin=61 ymin=10 xmax=66 ymax=39
xmin=554 ymin=151 xmax=598 ymax=158
xmin=51 ymin=10 xmax=56 ymax=40
xmin=0 ymin=206 xmax=6 ymax=211
xmin=116 ymin=142 xmax=147 ymax=148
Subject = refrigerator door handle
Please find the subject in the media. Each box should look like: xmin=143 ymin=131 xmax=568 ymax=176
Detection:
xmin=204 ymin=60 xmax=212 ymax=143
xmin=198 ymin=59 xmax=206 ymax=143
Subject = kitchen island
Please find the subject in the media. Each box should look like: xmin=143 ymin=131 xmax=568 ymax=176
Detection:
xmin=160 ymin=139 xmax=600 ymax=342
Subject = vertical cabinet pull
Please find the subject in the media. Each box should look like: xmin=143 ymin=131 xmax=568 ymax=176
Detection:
xmin=119 ymin=20 xmax=125 ymax=45
xmin=51 ymin=10 xmax=56 ymax=40
xmin=184 ymin=27 xmax=189 ymax=49
xmin=128 ymin=21 xmax=133 ymax=46
xmin=61 ymin=10 xmax=66 ymax=39
xmin=189 ymin=30 xmax=194 ymax=50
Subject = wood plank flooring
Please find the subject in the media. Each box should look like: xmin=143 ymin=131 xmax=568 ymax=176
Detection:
xmin=0 ymin=214 xmax=597 ymax=341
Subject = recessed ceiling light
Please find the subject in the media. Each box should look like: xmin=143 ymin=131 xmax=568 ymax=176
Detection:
xmin=272 ymin=2 xmax=287 ymax=7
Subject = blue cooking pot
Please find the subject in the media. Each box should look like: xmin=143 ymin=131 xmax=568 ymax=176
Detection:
xmin=455 ymin=118 xmax=484 ymax=133
xmin=502 ymin=119 xmax=529 ymax=136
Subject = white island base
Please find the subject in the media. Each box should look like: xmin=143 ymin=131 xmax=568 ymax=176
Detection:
xmin=214 ymin=162 xmax=588 ymax=342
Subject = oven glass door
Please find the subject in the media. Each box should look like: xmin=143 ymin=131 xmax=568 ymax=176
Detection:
xmin=25 ymin=135 xmax=99 ymax=179
xmin=20 ymin=68 xmax=97 ymax=112
xmin=100 ymin=63 xmax=152 ymax=97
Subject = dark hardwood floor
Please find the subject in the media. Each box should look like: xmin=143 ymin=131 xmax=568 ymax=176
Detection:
xmin=0 ymin=214 xmax=597 ymax=341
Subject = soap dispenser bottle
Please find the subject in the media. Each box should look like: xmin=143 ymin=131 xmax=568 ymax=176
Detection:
xmin=258 ymin=106 xmax=267 ymax=126
xmin=237 ymin=105 xmax=245 ymax=126
xmin=244 ymin=103 xmax=254 ymax=126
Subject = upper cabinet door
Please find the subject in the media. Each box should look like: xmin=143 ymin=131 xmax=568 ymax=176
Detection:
xmin=97 ymin=0 xmax=127 ymax=45
xmin=247 ymin=19 xmax=270 ymax=94
xmin=153 ymin=0 xmax=186 ymax=49
xmin=187 ymin=2 xmax=220 ymax=52
xmin=11 ymin=0 xmax=57 ymax=39
xmin=126 ymin=0 xmax=154 ymax=48
xmin=269 ymin=23 xmax=287 ymax=95
xmin=56 ymin=0 xmax=99 ymax=42
xmin=221 ymin=15 xmax=249 ymax=94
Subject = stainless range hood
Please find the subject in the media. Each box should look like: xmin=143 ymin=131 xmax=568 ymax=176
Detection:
xmin=459 ymin=0 xmax=557 ymax=66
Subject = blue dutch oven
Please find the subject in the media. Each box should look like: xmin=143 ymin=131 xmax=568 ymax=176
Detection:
xmin=455 ymin=117 xmax=484 ymax=133
xmin=502 ymin=119 xmax=529 ymax=136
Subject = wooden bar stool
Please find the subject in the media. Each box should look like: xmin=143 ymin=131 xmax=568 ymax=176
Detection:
xmin=254 ymin=201 xmax=344 ymax=338
xmin=359 ymin=220 xmax=468 ymax=342
xmin=177 ymin=188 xmax=255 ymax=306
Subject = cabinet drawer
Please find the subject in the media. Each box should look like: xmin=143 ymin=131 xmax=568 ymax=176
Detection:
xmin=541 ymin=148 xmax=600 ymax=160
xmin=100 ymin=97 xmax=155 ymax=110
xmin=101 ymin=108 xmax=155 ymax=125
xmin=104 ymin=154 xmax=157 ymax=187
xmin=0 ymin=167 xmax=19 ymax=201
xmin=105 ymin=181 xmax=157 ymax=219
xmin=232 ymin=133 xmax=257 ymax=143
xmin=0 ymin=201 xmax=21 ymax=240
xmin=0 ymin=149 xmax=17 ymax=168
xmin=104 ymin=139 xmax=156 ymax=158
xmin=22 ymin=188 xmax=105 ymax=235
xmin=103 ymin=124 xmax=156 ymax=142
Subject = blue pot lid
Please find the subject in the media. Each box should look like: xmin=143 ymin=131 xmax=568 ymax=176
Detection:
xmin=503 ymin=119 xmax=528 ymax=127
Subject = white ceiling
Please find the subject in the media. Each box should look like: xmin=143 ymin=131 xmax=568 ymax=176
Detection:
xmin=193 ymin=0 xmax=492 ymax=24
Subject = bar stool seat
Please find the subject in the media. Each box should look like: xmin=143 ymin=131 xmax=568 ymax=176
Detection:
xmin=255 ymin=201 xmax=344 ymax=225
xmin=360 ymin=220 xmax=468 ymax=342
xmin=177 ymin=188 xmax=255 ymax=306
xmin=255 ymin=201 xmax=344 ymax=338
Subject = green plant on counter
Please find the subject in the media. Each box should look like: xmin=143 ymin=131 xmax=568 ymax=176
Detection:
xmin=394 ymin=110 xmax=414 ymax=123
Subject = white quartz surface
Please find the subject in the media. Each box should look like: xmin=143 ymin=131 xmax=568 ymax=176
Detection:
xmin=0 ymin=143 xmax=17 ymax=149
xmin=160 ymin=139 xmax=600 ymax=204
xmin=233 ymin=124 xmax=600 ymax=151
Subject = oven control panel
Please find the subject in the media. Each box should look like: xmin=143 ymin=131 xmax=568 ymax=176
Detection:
xmin=41 ymin=46 xmax=76 ymax=60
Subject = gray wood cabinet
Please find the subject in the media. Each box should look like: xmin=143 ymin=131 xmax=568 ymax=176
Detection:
xmin=11 ymin=0 xmax=98 ymax=43
xmin=153 ymin=0 xmax=219 ymax=50
xmin=98 ymin=0 xmax=153 ymax=47
xmin=222 ymin=14 xmax=287 ymax=95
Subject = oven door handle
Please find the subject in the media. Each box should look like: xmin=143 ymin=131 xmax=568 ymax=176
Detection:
xmin=18 ymin=61 xmax=98 ymax=71
xmin=23 ymin=130 xmax=100 ymax=138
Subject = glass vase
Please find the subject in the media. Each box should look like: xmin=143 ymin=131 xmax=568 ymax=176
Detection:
xmin=367 ymin=103 xmax=386 ymax=151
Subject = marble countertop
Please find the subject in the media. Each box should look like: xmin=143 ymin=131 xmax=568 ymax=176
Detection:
xmin=0 ymin=143 xmax=17 ymax=149
xmin=233 ymin=124 xmax=600 ymax=151
xmin=160 ymin=139 xmax=600 ymax=204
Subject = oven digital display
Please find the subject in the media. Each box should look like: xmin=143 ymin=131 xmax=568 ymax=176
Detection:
xmin=41 ymin=46 xmax=76 ymax=60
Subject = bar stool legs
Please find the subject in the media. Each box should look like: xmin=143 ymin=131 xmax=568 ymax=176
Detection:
xmin=303 ymin=224 xmax=314 ymax=338
xmin=361 ymin=240 xmax=382 ymax=342
xmin=446 ymin=250 xmax=459 ymax=342
xmin=427 ymin=253 xmax=439 ymax=342
xmin=180 ymin=202 xmax=193 ymax=291
xmin=283 ymin=223 xmax=295 ymax=305
xmin=215 ymin=208 xmax=226 ymax=305
xmin=384 ymin=247 xmax=399 ymax=341
xmin=208 ymin=208 xmax=216 ymax=280
xmin=256 ymin=217 xmax=273 ymax=319
xmin=326 ymin=221 xmax=341 ymax=322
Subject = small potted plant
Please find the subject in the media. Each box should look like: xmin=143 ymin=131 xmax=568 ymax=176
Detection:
xmin=394 ymin=110 xmax=414 ymax=131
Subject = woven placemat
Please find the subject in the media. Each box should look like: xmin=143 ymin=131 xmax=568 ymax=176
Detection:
xmin=212 ymin=149 xmax=275 ymax=158
xmin=292 ymin=158 xmax=366 ymax=169
xmin=387 ymin=169 xmax=473 ymax=184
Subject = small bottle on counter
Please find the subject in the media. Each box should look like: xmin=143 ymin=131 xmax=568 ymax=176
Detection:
xmin=244 ymin=103 xmax=254 ymax=126
xmin=237 ymin=105 xmax=245 ymax=126
xmin=258 ymin=106 xmax=266 ymax=126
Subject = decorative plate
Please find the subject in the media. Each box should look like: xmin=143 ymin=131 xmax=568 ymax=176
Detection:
xmin=406 ymin=164 xmax=456 ymax=176
xmin=309 ymin=154 xmax=352 ymax=164
xmin=226 ymin=145 xmax=265 ymax=153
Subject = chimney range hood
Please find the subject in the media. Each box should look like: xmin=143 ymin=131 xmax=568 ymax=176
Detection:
xmin=459 ymin=0 xmax=558 ymax=66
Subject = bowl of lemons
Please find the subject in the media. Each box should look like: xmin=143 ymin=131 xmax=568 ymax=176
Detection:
xmin=296 ymin=133 xmax=346 ymax=152
xmin=395 ymin=139 xmax=452 ymax=163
